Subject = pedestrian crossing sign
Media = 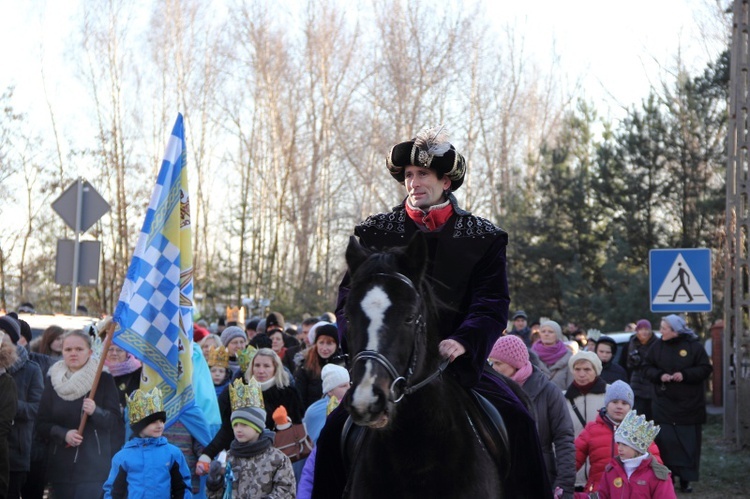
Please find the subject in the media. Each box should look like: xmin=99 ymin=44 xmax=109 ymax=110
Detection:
xmin=649 ymin=248 xmax=712 ymax=312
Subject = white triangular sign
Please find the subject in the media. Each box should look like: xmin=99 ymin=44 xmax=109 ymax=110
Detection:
xmin=653 ymin=253 xmax=709 ymax=304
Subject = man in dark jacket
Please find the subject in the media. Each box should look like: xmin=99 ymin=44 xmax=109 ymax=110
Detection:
xmin=0 ymin=316 xmax=43 ymax=499
xmin=625 ymin=319 xmax=658 ymax=420
xmin=509 ymin=310 xmax=533 ymax=347
xmin=313 ymin=127 xmax=551 ymax=499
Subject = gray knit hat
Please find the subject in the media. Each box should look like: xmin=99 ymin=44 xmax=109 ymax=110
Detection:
xmin=221 ymin=326 xmax=246 ymax=347
xmin=540 ymin=320 xmax=564 ymax=342
xmin=604 ymin=380 xmax=634 ymax=407
xmin=231 ymin=406 xmax=266 ymax=433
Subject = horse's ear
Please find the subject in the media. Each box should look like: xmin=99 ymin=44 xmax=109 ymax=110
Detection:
xmin=346 ymin=235 xmax=368 ymax=274
xmin=403 ymin=231 xmax=428 ymax=283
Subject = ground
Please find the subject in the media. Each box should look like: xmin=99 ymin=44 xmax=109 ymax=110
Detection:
xmin=678 ymin=412 xmax=750 ymax=498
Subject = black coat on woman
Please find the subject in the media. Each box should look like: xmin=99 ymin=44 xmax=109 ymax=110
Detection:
xmin=0 ymin=358 xmax=19 ymax=498
xmin=7 ymin=346 xmax=43 ymax=474
xmin=294 ymin=352 xmax=346 ymax=410
xmin=642 ymin=334 xmax=711 ymax=425
xmin=36 ymin=367 xmax=121 ymax=487
xmin=642 ymin=330 xmax=711 ymax=483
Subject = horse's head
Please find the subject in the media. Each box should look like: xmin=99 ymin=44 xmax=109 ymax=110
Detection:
xmin=342 ymin=232 xmax=434 ymax=429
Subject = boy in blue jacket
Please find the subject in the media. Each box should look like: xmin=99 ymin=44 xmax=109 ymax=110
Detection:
xmin=103 ymin=388 xmax=192 ymax=499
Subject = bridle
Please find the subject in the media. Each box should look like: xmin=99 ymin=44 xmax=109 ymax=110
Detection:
xmin=349 ymin=272 xmax=449 ymax=403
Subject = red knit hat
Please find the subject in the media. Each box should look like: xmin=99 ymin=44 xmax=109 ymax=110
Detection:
xmin=489 ymin=335 xmax=529 ymax=370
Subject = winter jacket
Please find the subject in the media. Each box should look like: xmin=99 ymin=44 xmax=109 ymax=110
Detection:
xmin=522 ymin=366 xmax=576 ymax=496
xmin=642 ymin=334 xmax=712 ymax=425
xmin=599 ymin=361 xmax=628 ymax=384
xmin=207 ymin=432 xmax=296 ymax=499
xmin=203 ymin=382 xmax=304 ymax=460
xmin=297 ymin=446 xmax=316 ymax=499
xmin=7 ymin=346 xmax=43 ymax=472
xmin=0 ymin=373 xmax=18 ymax=497
xmin=625 ymin=333 xmax=658 ymax=400
xmin=565 ymin=378 xmax=608 ymax=437
xmin=547 ymin=350 xmax=574 ymax=391
xmin=597 ymin=455 xmax=676 ymax=499
xmin=294 ymin=353 xmax=346 ymax=410
xmin=565 ymin=378 xmax=608 ymax=487
xmin=36 ymin=370 xmax=121 ymax=484
xmin=575 ymin=411 xmax=662 ymax=493
xmin=102 ymin=436 xmax=192 ymax=499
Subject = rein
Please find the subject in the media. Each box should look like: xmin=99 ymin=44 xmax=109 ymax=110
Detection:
xmin=350 ymin=271 xmax=448 ymax=403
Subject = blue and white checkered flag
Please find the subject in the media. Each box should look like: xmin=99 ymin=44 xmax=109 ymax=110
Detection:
xmin=113 ymin=113 xmax=193 ymax=396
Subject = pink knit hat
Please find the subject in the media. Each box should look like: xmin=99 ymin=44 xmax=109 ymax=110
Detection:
xmin=489 ymin=335 xmax=529 ymax=370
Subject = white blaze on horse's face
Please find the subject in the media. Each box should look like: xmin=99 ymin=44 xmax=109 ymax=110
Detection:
xmin=351 ymin=285 xmax=391 ymax=415
xmin=360 ymin=285 xmax=391 ymax=351
xmin=351 ymin=362 xmax=380 ymax=415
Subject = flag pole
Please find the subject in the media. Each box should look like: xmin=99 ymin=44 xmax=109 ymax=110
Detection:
xmin=77 ymin=318 xmax=115 ymax=435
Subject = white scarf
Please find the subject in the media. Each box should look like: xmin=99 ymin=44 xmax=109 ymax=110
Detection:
xmin=621 ymin=452 xmax=650 ymax=478
xmin=49 ymin=357 xmax=99 ymax=401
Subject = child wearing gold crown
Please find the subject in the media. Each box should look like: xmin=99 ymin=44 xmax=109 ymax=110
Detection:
xmin=595 ymin=410 xmax=676 ymax=499
xmin=206 ymin=378 xmax=295 ymax=498
xmin=207 ymin=345 xmax=233 ymax=397
xmin=102 ymin=388 xmax=192 ymax=498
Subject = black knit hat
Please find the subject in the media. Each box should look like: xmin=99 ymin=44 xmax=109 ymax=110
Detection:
xmin=386 ymin=126 xmax=466 ymax=191
xmin=265 ymin=312 xmax=285 ymax=331
xmin=314 ymin=324 xmax=339 ymax=345
xmin=130 ymin=411 xmax=167 ymax=436
xmin=0 ymin=316 xmax=21 ymax=344
xmin=7 ymin=313 xmax=31 ymax=344
xmin=596 ymin=335 xmax=618 ymax=356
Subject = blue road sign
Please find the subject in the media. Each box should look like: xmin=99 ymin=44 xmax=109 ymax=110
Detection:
xmin=649 ymin=248 xmax=712 ymax=312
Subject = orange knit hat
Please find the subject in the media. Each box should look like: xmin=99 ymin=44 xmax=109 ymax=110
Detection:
xmin=272 ymin=405 xmax=289 ymax=427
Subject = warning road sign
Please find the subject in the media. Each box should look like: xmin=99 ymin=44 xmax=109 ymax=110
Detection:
xmin=649 ymin=249 xmax=712 ymax=312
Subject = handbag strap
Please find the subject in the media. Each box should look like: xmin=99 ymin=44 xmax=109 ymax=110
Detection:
xmin=569 ymin=399 xmax=587 ymax=428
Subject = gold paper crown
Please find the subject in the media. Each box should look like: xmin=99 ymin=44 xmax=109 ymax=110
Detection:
xmin=326 ymin=395 xmax=340 ymax=416
xmin=229 ymin=377 xmax=264 ymax=412
xmin=615 ymin=410 xmax=660 ymax=453
xmin=207 ymin=345 xmax=230 ymax=368
xmin=237 ymin=345 xmax=258 ymax=372
xmin=127 ymin=388 xmax=164 ymax=425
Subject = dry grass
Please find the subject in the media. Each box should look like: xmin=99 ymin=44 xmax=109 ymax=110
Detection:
xmin=676 ymin=413 xmax=750 ymax=498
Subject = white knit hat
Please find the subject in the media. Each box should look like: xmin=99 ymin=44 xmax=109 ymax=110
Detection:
xmin=321 ymin=364 xmax=349 ymax=395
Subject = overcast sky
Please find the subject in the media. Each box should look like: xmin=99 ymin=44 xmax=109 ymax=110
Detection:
xmin=0 ymin=0 xmax=726 ymax=145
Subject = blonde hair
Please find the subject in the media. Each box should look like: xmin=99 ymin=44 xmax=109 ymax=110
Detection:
xmin=246 ymin=347 xmax=290 ymax=389
xmin=62 ymin=330 xmax=93 ymax=349
xmin=200 ymin=334 xmax=222 ymax=350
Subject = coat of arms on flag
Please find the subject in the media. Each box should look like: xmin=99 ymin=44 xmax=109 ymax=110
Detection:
xmin=113 ymin=113 xmax=195 ymax=425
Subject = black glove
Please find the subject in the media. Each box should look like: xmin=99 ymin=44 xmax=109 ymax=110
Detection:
xmin=206 ymin=460 xmax=225 ymax=491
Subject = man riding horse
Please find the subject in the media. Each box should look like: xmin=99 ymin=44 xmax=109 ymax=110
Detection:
xmin=312 ymin=127 xmax=552 ymax=498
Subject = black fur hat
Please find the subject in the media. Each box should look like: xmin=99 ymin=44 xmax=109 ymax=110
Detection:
xmin=386 ymin=126 xmax=466 ymax=191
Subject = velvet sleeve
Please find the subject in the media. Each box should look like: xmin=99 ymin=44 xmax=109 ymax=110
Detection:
xmin=448 ymin=236 xmax=510 ymax=387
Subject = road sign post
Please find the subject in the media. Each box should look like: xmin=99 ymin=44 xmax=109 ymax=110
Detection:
xmin=52 ymin=179 xmax=110 ymax=314
xmin=649 ymin=248 xmax=712 ymax=313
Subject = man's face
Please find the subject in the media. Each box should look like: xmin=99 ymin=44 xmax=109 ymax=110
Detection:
xmin=513 ymin=318 xmax=527 ymax=330
xmin=404 ymin=166 xmax=451 ymax=209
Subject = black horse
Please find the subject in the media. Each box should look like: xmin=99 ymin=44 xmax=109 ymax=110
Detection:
xmin=340 ymin=233 xmax=506 ymax=498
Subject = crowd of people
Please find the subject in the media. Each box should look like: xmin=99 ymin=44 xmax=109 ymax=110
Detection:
xmin=503 ymin=311 xmax=712 ymax=496
xmin=0 ymin=126 xmax=715 ymax=498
